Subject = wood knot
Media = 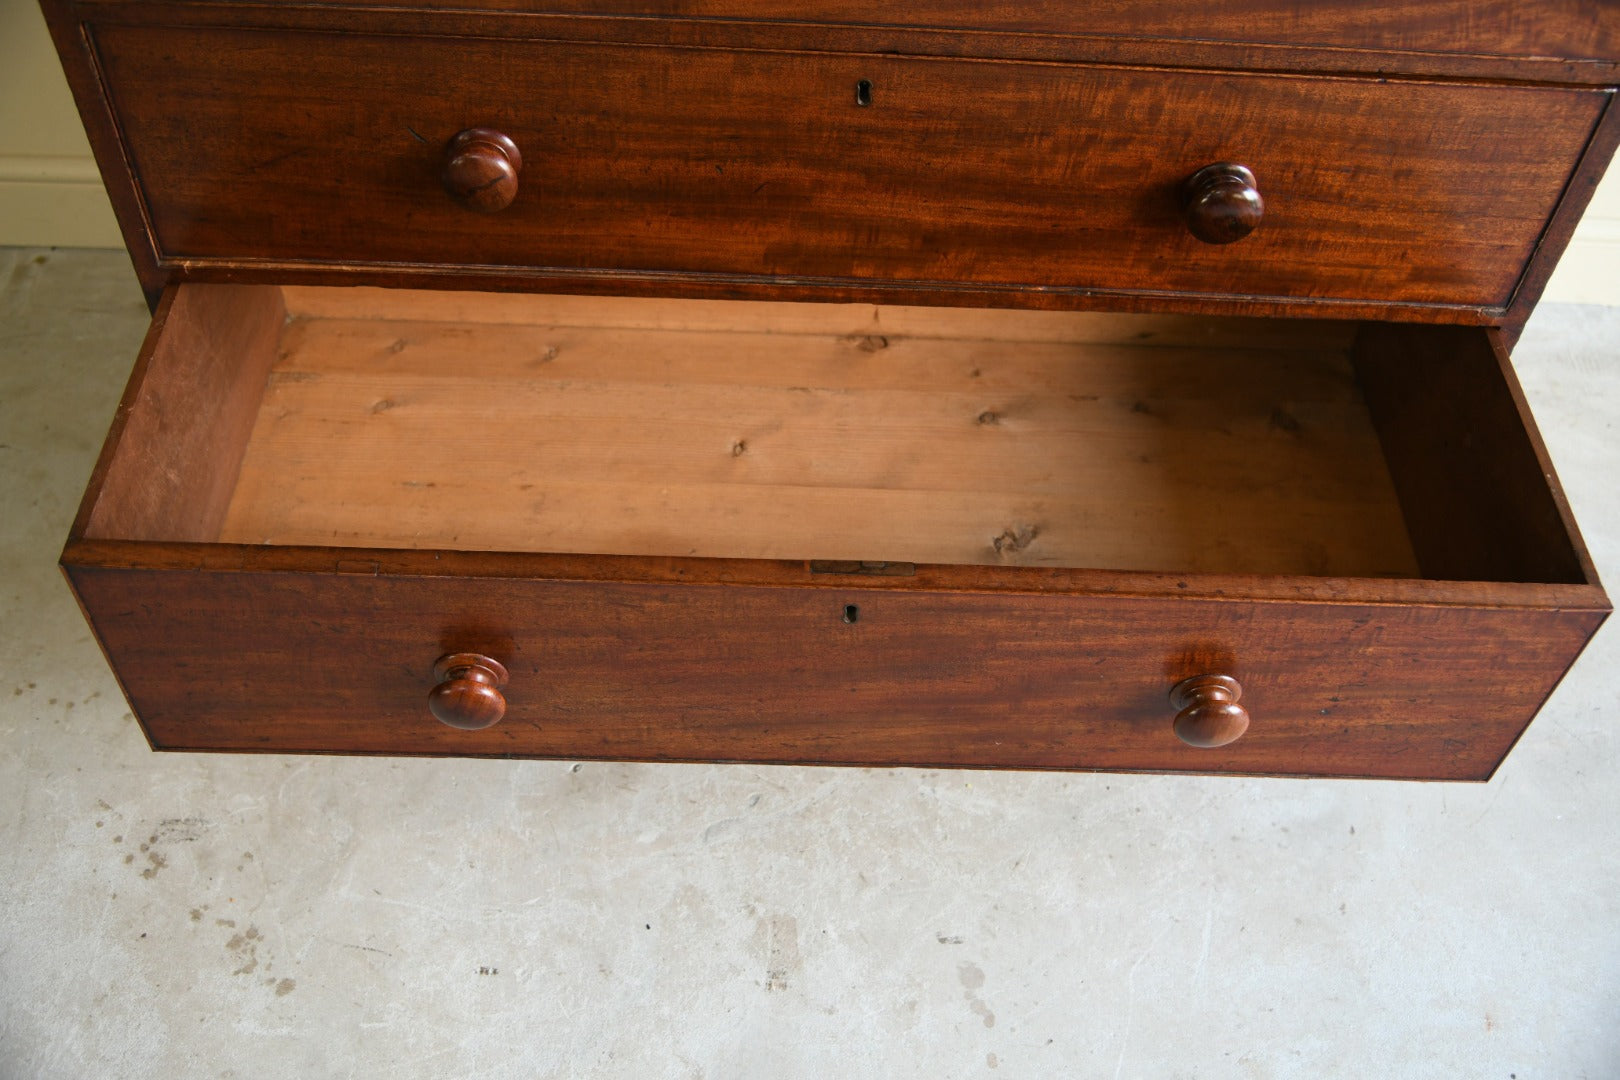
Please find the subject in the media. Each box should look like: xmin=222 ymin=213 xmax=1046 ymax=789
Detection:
xmin=1268 ymin=407 xmax=1302 ymax=434
xmin=845 ymin=334 xmax=889 ymax=352
xmin=992 ymin=524 xmax=1039 ymax=556
xmin=731 ymin=439 xmax=748 ymax=457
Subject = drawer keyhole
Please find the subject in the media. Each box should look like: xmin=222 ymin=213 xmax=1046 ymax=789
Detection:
xmin=843 ymin=604 xmax=860 ymax=624
xmin=855 ymin=80 xmax=873 ymax=107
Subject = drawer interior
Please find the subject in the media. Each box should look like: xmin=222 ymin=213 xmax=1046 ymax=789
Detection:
xmin=79 ymin=284 xmax=1589 ymax=586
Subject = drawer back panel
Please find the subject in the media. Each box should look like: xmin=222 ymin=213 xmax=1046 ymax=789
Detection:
xmin=90 ymin=25 xmax=1605 ymax=311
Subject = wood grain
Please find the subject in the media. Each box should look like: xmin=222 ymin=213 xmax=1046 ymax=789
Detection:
xmin=168 ymin=260 xmax=1519 ymax=328
xmin=1170 ymin=674 xmax=1249 ymax=748
xmin=209 ymin=289 xmax=1418 ymax=577
xmin=277 ymin=286 xmax=1361 ymax=348
xmin=38 ymin=0 xmax=166 ymax=306
xmin=41 ymin=1 xmax=1619 ymax=778
xmin=62 ymin=563 xmax=1606 ymax=780
xmin=56 ymin=536 xmax=1607 ymax=611
xmin=1502 ymin=93 xmax=1620 ymax=349
xmin=77 ymin=284 xmax=284 ymax=542
xmin=501 ymin=0 xmax=1620 ymax=62
xmin=58 ymin=0 xmax=1620 ymax=80
xmin=441 ymin=128 xmax=523 ymax=213
xmin=59 ymin=282 xmax=1610 ymax=777
xmin=90 ymin=26 xmax=1603 ymax=310
xmin=1353 ymin=323 xmax=1593 ymax=585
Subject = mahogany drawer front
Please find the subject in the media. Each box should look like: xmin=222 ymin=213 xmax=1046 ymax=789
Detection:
xmin=59 ymin=284 xmax=1608 ymax=779
xmin=88 ymin=24 xmax=1606 ymax=311
xmin=64 ymin=564 xmax=1601 ymax=780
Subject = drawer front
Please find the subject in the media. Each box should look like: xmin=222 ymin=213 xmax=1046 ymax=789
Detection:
xmin=67 ymin=565 xmax=1599 ymax=780
xmin=91 ymin=24 xmax=1604 ymax=309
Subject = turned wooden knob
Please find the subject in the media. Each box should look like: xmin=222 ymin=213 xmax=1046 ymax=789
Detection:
xmin=429 ymin=652 xmax=509 ymax=730
xmin=1170 ymin=674 xmax=1249 ymax=748
xmin=1182 ymin=163 xmax=1263 ymax=244
xmin=442 ymin=128 xmax=523 ymax=212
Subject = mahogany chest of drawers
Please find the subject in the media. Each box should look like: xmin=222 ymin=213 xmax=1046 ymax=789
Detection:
xmin=43 ymin=0 xmax=1619 ymax=779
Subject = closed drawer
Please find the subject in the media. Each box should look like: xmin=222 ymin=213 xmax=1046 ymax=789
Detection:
xmin=62 ymin=285 xmax=1608 ymax=779
xmin=89 ymin=23 xmax=1606 ymax=312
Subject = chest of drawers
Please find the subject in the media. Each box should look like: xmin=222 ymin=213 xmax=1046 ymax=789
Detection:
xmin=42 ymin=0 xmax=1618 ymax=778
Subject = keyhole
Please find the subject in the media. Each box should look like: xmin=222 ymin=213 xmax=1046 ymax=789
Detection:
xmin=843 ymin=604 xmax=860 ymax=624
xmin=855 ymin=80 xmax=872 ymax=107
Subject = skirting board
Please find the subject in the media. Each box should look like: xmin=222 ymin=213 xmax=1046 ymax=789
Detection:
xmin=0 ymin=154 xmax=121 ymax=249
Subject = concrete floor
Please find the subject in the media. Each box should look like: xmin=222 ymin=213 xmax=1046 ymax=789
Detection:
xmin=2 ymin=247 xmax=1618 ymax=1079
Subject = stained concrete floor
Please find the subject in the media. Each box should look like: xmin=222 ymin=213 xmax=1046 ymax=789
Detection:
xmin=1 ymin=246 xmax=1618 ymax=1079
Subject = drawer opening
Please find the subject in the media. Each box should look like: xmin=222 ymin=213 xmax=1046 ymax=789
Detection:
xmin=78 ymin=283 xmax=1590 ymax=587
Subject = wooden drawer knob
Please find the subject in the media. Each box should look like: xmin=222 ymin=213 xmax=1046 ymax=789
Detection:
xmin=428 ymin=652 xmax=509 ymax=730
xmin=442 ymin=128 xmax=523 ymax=212
xmin=1182 ymin=163 xmax=1264 ymax=245
xmin=1170 ymin=674 xmax=1249 ymax=748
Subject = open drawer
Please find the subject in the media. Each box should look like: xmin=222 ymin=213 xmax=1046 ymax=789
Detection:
xmin=61 ymin=284 xmax=1608 ymax=779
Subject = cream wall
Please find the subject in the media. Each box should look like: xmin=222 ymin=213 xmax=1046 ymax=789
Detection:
xmin=0 ymin=0 xmax=121 ymax=247
xmin=1544 ymin=166 xmax=1620 ymax=304
xmin=2 ymin=0 xmax=1615 ymax=302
